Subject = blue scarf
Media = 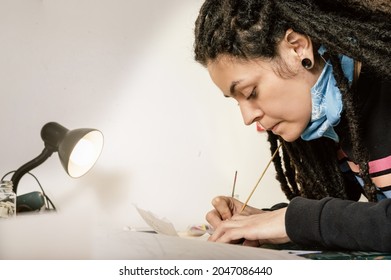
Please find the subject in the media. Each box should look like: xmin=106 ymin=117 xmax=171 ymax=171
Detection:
xmin=301 ymin=46 xmax=354 ymax=142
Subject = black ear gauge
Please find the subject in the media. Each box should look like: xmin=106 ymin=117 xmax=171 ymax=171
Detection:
xmin=301 ymin=58 xmax=313 ymax=69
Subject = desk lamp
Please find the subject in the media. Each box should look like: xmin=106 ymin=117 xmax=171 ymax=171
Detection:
xmin=10 ymin=122 xmax=104 ymax=210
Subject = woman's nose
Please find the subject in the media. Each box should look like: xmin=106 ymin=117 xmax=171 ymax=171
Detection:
xmin=239 ymin=102 xmax=263 ymax=126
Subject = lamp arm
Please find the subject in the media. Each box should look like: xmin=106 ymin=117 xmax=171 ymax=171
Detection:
xmin=10 ymin=147 xmax=54 ymax=194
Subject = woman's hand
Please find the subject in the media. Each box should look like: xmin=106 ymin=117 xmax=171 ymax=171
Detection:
xmin=205 ymin=196 xmax=262 ymax=229
xmin=207 ymin=198 xmax=291 ymax=246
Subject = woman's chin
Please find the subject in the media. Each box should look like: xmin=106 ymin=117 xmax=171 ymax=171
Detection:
xmin=276 ymin=132 xmax=301 ymax=143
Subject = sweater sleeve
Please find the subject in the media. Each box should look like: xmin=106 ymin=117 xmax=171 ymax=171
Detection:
xmin=285 ymin=196 xmax=391 ymax=252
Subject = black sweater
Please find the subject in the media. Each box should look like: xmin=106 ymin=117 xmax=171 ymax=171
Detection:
xmin=285 ymin=67 xmax=391 ymax=252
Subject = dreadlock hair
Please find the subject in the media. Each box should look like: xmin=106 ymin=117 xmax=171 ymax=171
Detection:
xmin=194 ymin=0 xmax=391 ymax=202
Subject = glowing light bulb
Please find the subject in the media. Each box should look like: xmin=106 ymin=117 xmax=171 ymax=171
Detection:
xmin=67 ymin=131 xmax=103 ymax=177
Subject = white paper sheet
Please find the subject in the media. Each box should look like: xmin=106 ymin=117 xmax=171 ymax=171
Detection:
xmin=135 ymin=206 xmax=178 ymax=236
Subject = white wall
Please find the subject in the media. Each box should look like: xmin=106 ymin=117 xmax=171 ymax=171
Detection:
xmin=0 ymin=0 xmax=287 ymax=231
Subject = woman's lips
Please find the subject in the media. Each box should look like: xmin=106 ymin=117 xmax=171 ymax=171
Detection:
xmin=258 ymin=121 xmax=280 ymax=133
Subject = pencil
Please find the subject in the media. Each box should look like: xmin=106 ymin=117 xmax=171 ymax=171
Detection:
xmin=240 ymin=143 xmax=282 ymax=213
xmin=231 ymin=170 xmax=238 ymax=198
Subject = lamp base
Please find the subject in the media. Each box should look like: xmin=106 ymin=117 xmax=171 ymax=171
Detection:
xmin=16 ymin=191 xmax=45 ymax=213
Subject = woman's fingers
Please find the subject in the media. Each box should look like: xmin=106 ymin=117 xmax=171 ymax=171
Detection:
xmin=208 ymin=218 xmax=245 ymax=242
xmin=206 ymin=196 xmax=244 ymax=230
xmin=205 ymin=209 xmax=224 ymax=228
xmin=207 ymin=208 xmax=290 ymax=245
xmin=211 ymin=196 xmax=237 ymax=220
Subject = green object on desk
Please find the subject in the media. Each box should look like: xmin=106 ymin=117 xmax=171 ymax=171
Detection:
xmin=261 ymin=243 xmax=391 ymax=260
xmin=299 ymin=250 xmax=391 ymax=260
xmin=16 ymin=191 xmax=45 ymax=212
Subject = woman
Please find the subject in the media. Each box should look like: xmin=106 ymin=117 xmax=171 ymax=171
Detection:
xmin=193 ymin=0 xmax=391 ymax=251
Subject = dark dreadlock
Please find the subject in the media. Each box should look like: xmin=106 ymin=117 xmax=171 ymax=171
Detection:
xmin=194 ymin=0 xmax=391 ymax=202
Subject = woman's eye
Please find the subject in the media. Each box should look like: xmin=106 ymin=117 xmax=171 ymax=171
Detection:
xmin=246 ymin=88 xmax=257 ymax=100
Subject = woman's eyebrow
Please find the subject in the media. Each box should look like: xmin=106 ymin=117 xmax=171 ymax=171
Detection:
xmin=226 ymin=80 xmax=241 ymax=97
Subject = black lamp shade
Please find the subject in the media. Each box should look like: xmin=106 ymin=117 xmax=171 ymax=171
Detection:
xmin=58 ymin=129 xmax=104 ymax=178
xmin=39 ymin=122 xmax=103 ymax=178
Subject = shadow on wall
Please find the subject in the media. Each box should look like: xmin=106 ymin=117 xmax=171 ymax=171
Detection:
xmin=55 ymin=167 xmax=132 ymax=214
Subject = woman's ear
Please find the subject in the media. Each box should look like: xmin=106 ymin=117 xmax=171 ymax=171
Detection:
xmin=284 ymin=29 xmax=315 ymax=69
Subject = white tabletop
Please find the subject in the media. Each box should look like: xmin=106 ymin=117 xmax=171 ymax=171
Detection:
xmin=0 ymin=212 xmax=302 ymax=260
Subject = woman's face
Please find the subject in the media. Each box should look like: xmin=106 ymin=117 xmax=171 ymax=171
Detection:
xmin=207 ymin=52 xmax=319 ymax=142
